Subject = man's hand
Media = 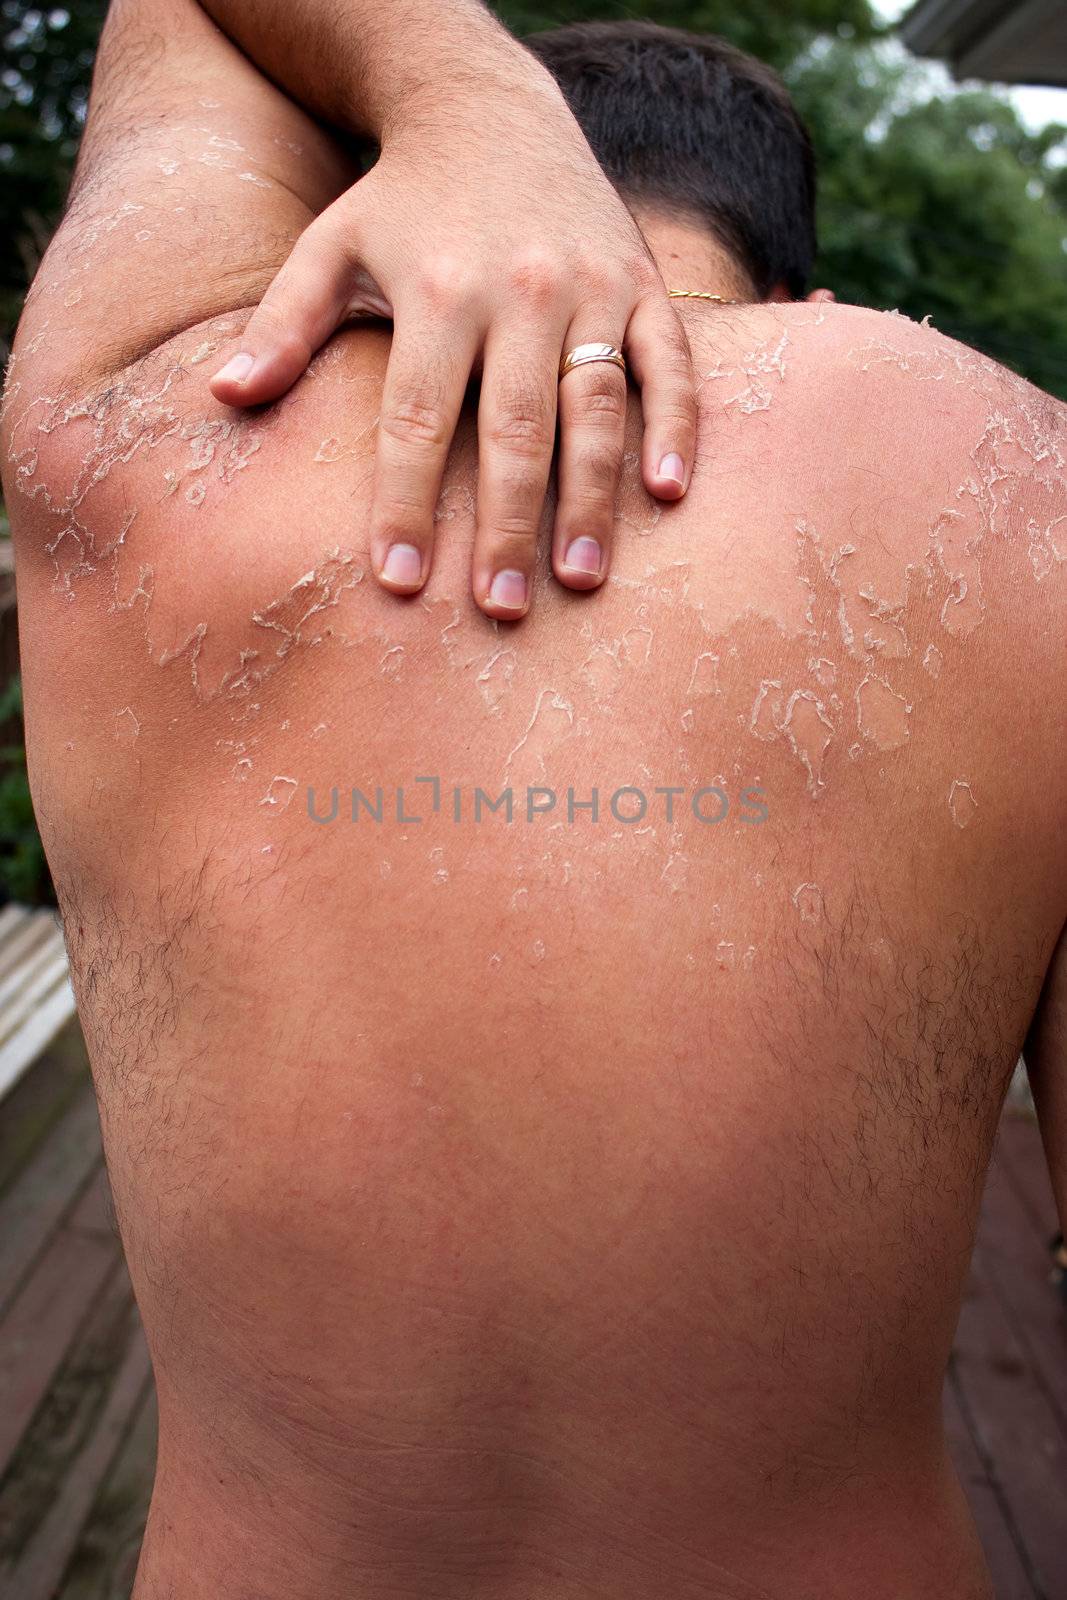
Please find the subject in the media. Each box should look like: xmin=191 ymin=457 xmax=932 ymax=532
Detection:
xmin=202 ymin=2 xmax=697 ymax=619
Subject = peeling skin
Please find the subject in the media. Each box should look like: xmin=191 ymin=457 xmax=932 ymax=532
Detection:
xmin=1028 ymin=515 xmax=1065 ymax=582
xmin=687 ymin=652 xmax=720 ymax=698
xmin=792 ymin=883 xmax=824 ymax=922
xmin=855 ymin=674 xmax=912 ymax=753
xmin=113 ymin=705 xmax=140 ymax=744
xmin=781 ymin=689 xmax=836 ymax=795
xmin=621 ymin=627 xmax=653 ymax=668
xmin=477 ymin=649 xmax=517 ymax=714
xmin=921 ymin=644 xmax=943 ymax=679
xmin=660 ymin=852 xmax=690 ymax=893
xmin=3 ymin=296 xmax=1063 ymax=847
xmin=503 ymin=688 xmax=575 ymax=787
xmin=697 ymin=326 xmax=789 ymax=416
xmin=261 ymin=776 xmax=297 ymax=810
xmin=614 ymin=451 xmax=661 ymax=536
xmin=948 ymin=779 xmax=978 ymax=829
xmin=579 ymin=643 xmax=622 ymax=704
xmin=930 ymin=509 xmax=984 ymax=636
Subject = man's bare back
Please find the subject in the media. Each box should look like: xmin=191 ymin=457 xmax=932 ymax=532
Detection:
xmin=2 ymin=3 xmax=1065 ymax=1596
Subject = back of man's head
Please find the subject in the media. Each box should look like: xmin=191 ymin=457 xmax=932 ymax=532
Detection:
xmin=525 ymin=20 xmax=817 ymax=300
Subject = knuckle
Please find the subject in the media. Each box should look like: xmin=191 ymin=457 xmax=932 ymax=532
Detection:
xmin=416 ymin=254 xmax=476 ymax=307
xmin=574 ymin=256 xmax=621 ymax=301
xmin=487 ymin=400 xmax=553 ymax=457
xmin=481 ymin=520 xmax=539 ymax=560
xmin=647 ymin=308 xmax=695 ymax=365
xmin=507 ymin=247 xmax=564 ymax=305
xmin=250 ymin=315 xmax=313 ymax=368
xmin=291 ymin=214 xmax=341 ymax=262
xmin=646 ymin=359 xmax=698 ymax=406
xmin=561 ymin=496 xmax=613 ymax=538
xmin=663 ymin=338 xmax=697 ymax=376
xmin=573 ymin=439 xmax=623 ymax=495
xmin=652 ymin=397 xmax=699 ymax=434
xmin=381 ymin=397 xmax=450 ymax=451
xmin=372 ymin=499 xmax=427 ymax=544
xmin=571 ymin=373 xmax=627 ymax=425
xmin=490 ymin=462 xmax=544 ymax=511
xmin=631 ymin=257 xmax=662 ymax=295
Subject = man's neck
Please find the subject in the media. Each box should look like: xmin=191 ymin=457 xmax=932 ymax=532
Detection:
xmin=631 ymin=205 xmax=754 ymax=302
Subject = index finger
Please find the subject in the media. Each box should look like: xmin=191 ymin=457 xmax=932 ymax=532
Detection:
xmin=210 ymin=214 xmax=357 ymax=407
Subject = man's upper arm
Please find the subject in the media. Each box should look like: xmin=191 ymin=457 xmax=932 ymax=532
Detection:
xmin=0 ymin=0 xmax=386 ymax=773
xmin=4 ymin=0 xmax=358 ymax=397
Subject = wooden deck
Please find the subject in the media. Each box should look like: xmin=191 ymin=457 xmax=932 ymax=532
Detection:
xmin=0 ymin=1048 xmax=1064 ymax=1599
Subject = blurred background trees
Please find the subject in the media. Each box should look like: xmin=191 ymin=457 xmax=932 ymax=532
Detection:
xmin=0 ymin=3 xmax=103 ymax=361
xmin=1 ymin=0 xmax=1066 ymax=397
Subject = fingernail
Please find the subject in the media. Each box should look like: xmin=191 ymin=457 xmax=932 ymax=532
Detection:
xmin=488 ymin=570 xmax=527 ymax=611
xmin=380 ymin=543 xmax=422 ymax=587
xmin=658 ymin=452 xmax=685 ymax=487
xmin=562 ymin=537 xmax=602 ymax=577
xmin=214 ymin=351 xmax=256 ymax=385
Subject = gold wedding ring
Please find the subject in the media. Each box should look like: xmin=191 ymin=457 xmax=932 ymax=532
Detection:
xmin=559 ymin=343 xmax=627 ymax=381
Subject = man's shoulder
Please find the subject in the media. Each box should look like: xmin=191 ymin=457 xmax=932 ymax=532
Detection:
xmin=693 ymin=298 xmax=1064 ymax=434
xmin=685 ymin=299 xmax=1064 ymax=576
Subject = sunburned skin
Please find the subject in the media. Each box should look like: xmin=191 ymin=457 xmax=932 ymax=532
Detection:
xmin=5 ymin=299 xmax=1061 ymax=814
xmin=7 ymin=294 xmax=1067 ymax=1600
xmin=2 ymin=4 xmax=1066 ymax=1598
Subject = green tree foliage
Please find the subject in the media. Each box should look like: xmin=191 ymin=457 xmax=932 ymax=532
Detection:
xmin=790 ymin=40 xmax=1067 ymax=396
xmin=0 ymin=2 xmax=106 ymax=351
xmin=494 ymin=0 xmax=876 ymax=72
xmin=0 ymin=677 xmax=52 ymax=904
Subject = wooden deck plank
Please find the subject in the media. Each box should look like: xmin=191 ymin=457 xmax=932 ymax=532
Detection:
xmin=0 ymin=1308 xmax=151 ymax=1600
xmin=995 ymin=1114 xmax=1060 ymax=1245
xmin=0 ymin=1084 xmax=104 ymax=1313
xmin=0 ymin=913 xmax=56 ymax=986
xmin=0 ymin=904 xmax=79 ymax=1107
xmin=0 ymin=1022 xmax=90 ymax=1198
xmin=0 ymin=975 xmax=80 ymax=1104
xmin=952 ymin=1246 xmax=1067 ymax=1599
xmin=66 ymin=1167 xmax=117 ymax=1242
xmin=0 ymin=929 xmax=66 ymax=1021
xmin=57 ymin=1385 xmax=157 ymax=1600
xmin=942 ymin=1373 xmax=1036 ymax=1600
xmin=0 ymin=906 xmax=31 ymax=945
xmin=977 ymin=1154 xmax=1067 ymax=1436
xmin=0 ymin=1266 xmax=135 ymax=1554
xmin=0 ymin=947 xmax=73 ymax=1053
xmin=0 ymin=1225 xmax=120 ymax=1476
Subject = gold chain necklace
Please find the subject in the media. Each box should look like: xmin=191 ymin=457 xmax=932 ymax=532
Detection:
xmin=667 ymin=289 xmax=738 ymax=304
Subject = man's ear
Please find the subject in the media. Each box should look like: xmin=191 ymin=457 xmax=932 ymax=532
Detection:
xmin=764 ymin=284 xmax=836 ymax=304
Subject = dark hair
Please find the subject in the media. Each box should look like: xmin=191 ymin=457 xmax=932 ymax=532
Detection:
xmin=525 ymin=20 xmax=816 ymax=299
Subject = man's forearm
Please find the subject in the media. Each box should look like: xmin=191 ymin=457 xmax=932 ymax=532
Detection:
xmin=196 ymin=0 xmax=556 ymax=141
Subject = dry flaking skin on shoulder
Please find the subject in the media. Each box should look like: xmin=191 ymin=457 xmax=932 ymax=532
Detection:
xmin=3 ymin=302 xmax=1064 ymax=840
